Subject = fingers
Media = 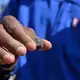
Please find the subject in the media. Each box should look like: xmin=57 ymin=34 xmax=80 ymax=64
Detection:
xmin=2 ymin=15 xmax=52 ymax=52
xmin=2 ymin=16 xmax=36 ymax=51
xmin=0 ymin=24 xmax=27 ymax=56
xmin=23 ymin=28 xmax=43 ymax=49
xmin=23 ymin=27 xmax=52 ymax=50
xmin=72 ymin=18 xmax=79 ymax=28
xmin=0 ymin=47 xmax=15 ymax=64
xmin=40 ymin=39 xmax=52 ymax=51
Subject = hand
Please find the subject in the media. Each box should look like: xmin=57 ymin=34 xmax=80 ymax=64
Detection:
xmin=0 ymin=16 xmax=52 ymax=65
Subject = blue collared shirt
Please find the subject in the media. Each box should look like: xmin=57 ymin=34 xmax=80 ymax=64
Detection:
xmin=1 ymin=0 xmax=80 ymax=80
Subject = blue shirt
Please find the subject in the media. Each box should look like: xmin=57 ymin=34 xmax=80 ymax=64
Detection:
xmin=1 ymin=0 xmax=80 ymax=80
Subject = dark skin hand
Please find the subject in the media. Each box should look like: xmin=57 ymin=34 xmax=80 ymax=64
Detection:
xmin=0 ymin=15 xmax=52 ymax=65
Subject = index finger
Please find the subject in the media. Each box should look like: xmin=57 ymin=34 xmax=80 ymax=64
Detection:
xmin=40 ymin=39 xmax=52 ymax=51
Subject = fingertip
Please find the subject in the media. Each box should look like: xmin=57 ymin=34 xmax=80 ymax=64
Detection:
xmin=26 ymin=42 xmax=36 ymax=51
xmin=44 ymin=40 xmax=52 ymax=49
xmin=41 ymin=39 xmax=52 ymax=50
xmin=16 ymin=46 xmax=27 ymax=56
xmin=3 ymin=54 xmax=15 ymax=64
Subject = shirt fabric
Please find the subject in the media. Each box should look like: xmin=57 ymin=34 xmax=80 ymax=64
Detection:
xmin=0 ymin=0 xmax=80 ymax=80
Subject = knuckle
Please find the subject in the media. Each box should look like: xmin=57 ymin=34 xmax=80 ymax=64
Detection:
xmin=25 ymin=28 xmax=37 ymax=38
xmin=2 ymin=19 xmax=16 ymax=35
xmin=28 ymin=28 xmax=34 ymax=32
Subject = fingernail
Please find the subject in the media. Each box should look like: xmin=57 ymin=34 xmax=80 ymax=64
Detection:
xmin=16 ymin=47 xmax=27 ymax=55
xmin=3 ymin=54 xmax=15 ymax=64
xmin=26 ymin=42 xmax=36 ymax=51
